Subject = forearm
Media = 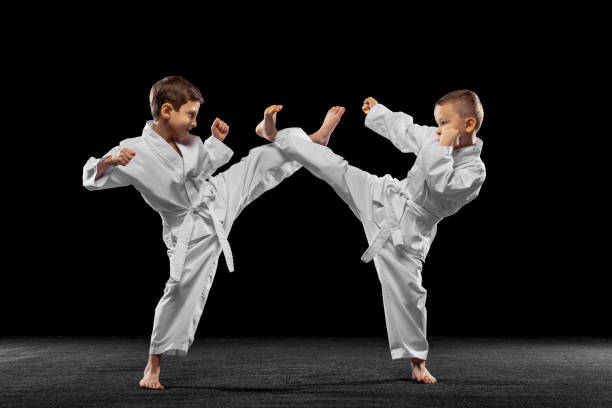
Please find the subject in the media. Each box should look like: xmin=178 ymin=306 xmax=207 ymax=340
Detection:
xmin=198 ymin=136 xmax=234 ymax=178
xmin=95 ymin=156 xmax=114 ymax=181
xmin=421 ymin=142 xmax=485 ymax=199
xmin=365 ymin=103 xmax=434 ymax=153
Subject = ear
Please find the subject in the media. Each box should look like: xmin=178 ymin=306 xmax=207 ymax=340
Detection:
xmin=465 ymin=117 xmax=476 ymax=133
xmin=160 ymin=103 xmax=175 ymax=120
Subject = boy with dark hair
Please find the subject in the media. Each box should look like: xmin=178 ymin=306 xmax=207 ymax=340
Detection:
xmin=83 ymin=77 xmax=343 ymax=390
xmin=261 ymin=90 xmax=486 ymax=384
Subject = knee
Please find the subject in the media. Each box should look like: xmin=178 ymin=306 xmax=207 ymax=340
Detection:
xmin=408 ymin=280 xmax=427 ymax=298
xmin=163 ymin=279 xmax=186 ymax=299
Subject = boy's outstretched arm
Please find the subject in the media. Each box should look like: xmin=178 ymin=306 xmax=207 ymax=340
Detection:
xmin=197 ymin=118 xmax=234 ymax=179
xmin=363 ymin=97 xmax=437 ymax=154
xmin=421 ymin=128 xmax=486 ymax=201
xmin=82 ymin=145 xmax=135 ymax=191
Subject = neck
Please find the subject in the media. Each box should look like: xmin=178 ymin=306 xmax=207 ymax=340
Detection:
xmin=152 ymin=121 xmax=176 ymax=144
xmin=454 ymin=133 xmax=477 ymax=150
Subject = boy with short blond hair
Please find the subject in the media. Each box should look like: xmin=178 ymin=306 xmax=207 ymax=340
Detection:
xmin=82 ymin=76 xmax=342 ymax=390
xmin=261 ymin=90 xmax=486 ymax=384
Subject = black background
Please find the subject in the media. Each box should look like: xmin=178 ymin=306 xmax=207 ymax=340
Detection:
xmin=5 ymin=14 xmax=607 ymax=338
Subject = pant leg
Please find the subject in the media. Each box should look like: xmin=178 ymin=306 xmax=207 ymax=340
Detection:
xmin=275 ymin=127 xmax=429 ymax=360
xmin=149 ymin=234 xmax=221 ymax=356
xmin=273 ymin=127 xmax=379 ymax=222
xmin=209 ymin=139 xmax=303 ymax=233
xmin=149 ymin=140 xmax=305 ymax=355
xmin=368 ymin=223 xmax=429 ymax=360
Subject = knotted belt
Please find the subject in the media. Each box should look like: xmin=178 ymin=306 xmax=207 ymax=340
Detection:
xmin=360 ymin=183 xmax=440 ymax=263
xmin=164 ymin=182 xmax=234 ymax=281
xmin=360 ymin=184 xmax=406 ymax=263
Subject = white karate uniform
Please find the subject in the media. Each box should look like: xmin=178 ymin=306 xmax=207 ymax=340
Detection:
xmin=274 ymin=103 xmax=486 ymax=360
xmin=83 ymin=121 xmax=306 ymax=356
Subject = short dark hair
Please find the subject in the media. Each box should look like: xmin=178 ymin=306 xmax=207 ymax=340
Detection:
xmin=436 ymin=90 xmax=484 ymax=132
xmin=149 ymin=76 xmax=204 ymax=120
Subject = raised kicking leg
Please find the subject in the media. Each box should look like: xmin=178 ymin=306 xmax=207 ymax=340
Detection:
xmin=267 ymin=107 xmax=437 ymax=384
xmin=256 ymin=105 xmax=345 ymax=146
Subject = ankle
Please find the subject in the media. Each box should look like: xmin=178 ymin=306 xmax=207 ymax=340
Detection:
xmin=147 ymin=355 xmax=161 ymax=365
xmin=411 ymin=358 xmax=425 ymax=366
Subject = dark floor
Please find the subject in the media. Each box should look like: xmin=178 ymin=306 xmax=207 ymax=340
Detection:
xmin=1 ymin=336 xmax=611 ymax=407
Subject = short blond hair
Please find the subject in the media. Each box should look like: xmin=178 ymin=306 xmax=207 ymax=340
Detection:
xmin=436 ymin=90 xmax=484 ymax=132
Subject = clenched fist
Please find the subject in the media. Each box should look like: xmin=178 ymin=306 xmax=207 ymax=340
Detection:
xmin=211 ymin=118 xmax=230 ymax=141
xmin=439 ymin=127 xmax=461 ymax=147
xmin=362 ymin=97 xmax=378 ymax=114
xmin=111 ymin=148 xmax=136 ymax=166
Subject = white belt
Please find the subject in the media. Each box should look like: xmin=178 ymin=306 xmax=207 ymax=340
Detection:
xmin=360 ymin=183 xmax=439 ymax=263
xmin=164 ymin=183 xmax=234 ymax=281
xmin=360 ymin=190 xmax=404 ymax=263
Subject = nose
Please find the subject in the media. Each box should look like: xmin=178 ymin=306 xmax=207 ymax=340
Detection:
xmin=436 ymin=126 xmax=442 ymax=136
xmin=192 ymin=119 xmax=197 ymax=128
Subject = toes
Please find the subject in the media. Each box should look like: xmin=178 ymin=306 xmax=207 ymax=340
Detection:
xmin=265 ymin=105 xmax=283 ymax=115
xmin=141 ymin=381 xmax=164 ymax=390
xmin=330 ymin=106 xmax=345 ymax=116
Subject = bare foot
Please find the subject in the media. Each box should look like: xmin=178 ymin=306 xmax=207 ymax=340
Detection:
xmin=139 ymin=354 xmax=164 ymax=390
xmin=309 ymin=106 xmax=345 ymax=146
xmin=410 ymin=358 xmax=437 ymax=384
xmin=255 ymin=105 xmax=283 ymax=142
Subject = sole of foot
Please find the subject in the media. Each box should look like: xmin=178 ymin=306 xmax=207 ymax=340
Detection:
xmin=256 ymin=105 xmax=282 ymax=142
xmin=310 ymin=106 xmax=345 ymax=145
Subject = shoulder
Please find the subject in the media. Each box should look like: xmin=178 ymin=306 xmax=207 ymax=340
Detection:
xmin=119 ymin=136 xmax=144 ymax=148
xmin=178 ymin=133 xmax=201 ymax=149
xmin=467 ymin=159 xmax=486 ymax=183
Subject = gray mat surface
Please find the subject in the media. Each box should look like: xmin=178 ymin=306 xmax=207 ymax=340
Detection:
xmin=1 ymin=336 xmax=611 ymax=407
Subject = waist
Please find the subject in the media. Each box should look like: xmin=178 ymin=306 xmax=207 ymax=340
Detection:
xmin=404 ymin=200 xmax=441 ymax=229
xmin=160 ymin=205 xmax=211 ymax=230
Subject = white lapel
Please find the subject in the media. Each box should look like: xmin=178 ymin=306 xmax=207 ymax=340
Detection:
xmin=176 ymin=134 xmax=200 ymax=179
xmin=142 ymin=120 xmax=184 ymax=176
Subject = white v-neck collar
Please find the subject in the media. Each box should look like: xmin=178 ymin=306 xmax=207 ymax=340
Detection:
xmin=142 ymin=120 xmax=184 ymax=172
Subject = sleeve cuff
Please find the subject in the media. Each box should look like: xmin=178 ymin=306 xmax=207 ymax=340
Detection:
xmin=423 ymin=142 xmax=454 ymax=164
xmin=364 ymin=103 xmax=388 ymax=127
xmin=204 ymin=135 xmax=234 ymax=161
xmin=82 ymin=156 xmax=115 ymax=188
